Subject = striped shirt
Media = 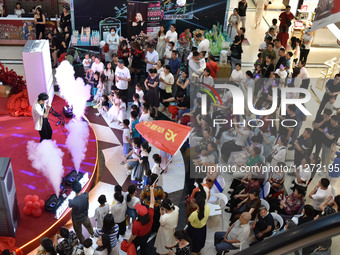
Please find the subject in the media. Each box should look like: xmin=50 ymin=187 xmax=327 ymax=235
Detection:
xmin=94 ymin=225 xmax=119 ymax=248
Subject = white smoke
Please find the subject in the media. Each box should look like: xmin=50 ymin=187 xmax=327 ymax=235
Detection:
xmin=27 ymin=140 xmax=64 ymax=195
xmin=55 ymin=61 xmax=91 ymax=119
xmin=65 ymin=120 xmax=90 ymax=173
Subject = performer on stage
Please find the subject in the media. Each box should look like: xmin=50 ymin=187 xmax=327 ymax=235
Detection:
xmin=32 ymin=92 xmax=52 ymax=142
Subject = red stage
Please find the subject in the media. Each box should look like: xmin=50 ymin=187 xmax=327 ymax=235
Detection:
xmin=0 ymin=96 xmax=99 ymax=254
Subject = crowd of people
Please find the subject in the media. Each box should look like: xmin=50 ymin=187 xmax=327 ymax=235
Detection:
xmin=8 ymin=1 xmax=339 ymax=255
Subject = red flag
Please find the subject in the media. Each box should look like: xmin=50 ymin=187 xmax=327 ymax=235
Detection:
xmin=135 ymin=121 xmax=191 ymax=156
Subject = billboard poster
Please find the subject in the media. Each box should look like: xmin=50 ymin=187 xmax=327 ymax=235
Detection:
xmin=311 ymin=0 xmax=340 ymax=32
xmin=127 ymin=1 xmax=148 ymax=39
xmin=147 ymin=2 xmax=163 ymax=38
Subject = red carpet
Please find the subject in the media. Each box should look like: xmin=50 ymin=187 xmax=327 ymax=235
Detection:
xmin=0 ymin=96 xmax=98 ymax=249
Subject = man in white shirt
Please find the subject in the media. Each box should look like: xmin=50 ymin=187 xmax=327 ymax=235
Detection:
xmin=197 ymin=33 xmax=210 ymax=58
xmin=300 ymin=30 xmax=313 ymax=63
xmin=32 ymin=92 xmax=52 ymax=142
xmin=293 ymin=157 xmax=311 ymax=189
xmin=165 ymin=24 xmax=178 ymax=49
xmin=188 ymin=51 xmax=201 ymax=81
xmin=145 ymin=43 xmax=159 ymax=72
xmin=91 ymin=55 xmax=104 ymax=74
xmin=298 ymin=60 xmax=310 ymax=89
xmin=115 ymin=59 xmax=131 ymax=103
xmin=309 ymin=178 xmax=333 ymax=214
xmin=214 ymin=212 xmax=251 ymax=254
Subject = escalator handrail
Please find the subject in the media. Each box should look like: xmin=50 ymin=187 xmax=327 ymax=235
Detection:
xmin=236 ymin=212 xmax=340 ymax=255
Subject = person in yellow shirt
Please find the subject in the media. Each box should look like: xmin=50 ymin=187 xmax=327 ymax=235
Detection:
xmin=186 ymin=191 xmax=210 ymax=255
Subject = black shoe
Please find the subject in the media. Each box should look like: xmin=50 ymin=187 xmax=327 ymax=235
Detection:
xmin=227 ymin=191 xmax=233 ymax=194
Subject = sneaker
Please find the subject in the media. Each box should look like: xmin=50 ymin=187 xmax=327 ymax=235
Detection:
xmin=126 ymin=169 xmax=131 ymax=175
xmin=137 ymin=184 xmax=143 ymax=189
xmin=121 ymin=161 xmax=125 ymax=165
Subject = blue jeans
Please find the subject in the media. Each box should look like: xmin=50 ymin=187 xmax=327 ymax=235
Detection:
xmin=123 ymin=143 xmax=131 ymax=157
xmin=230 ymin=57 xmax=241 ymax=72
xmin=214 ymin=232 xmax=239 ymax=253
xmin=178 ymin=108 xmax=190 ymax=119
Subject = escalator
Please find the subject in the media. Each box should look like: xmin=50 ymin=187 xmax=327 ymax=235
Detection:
xmin=236 ymin=213 xmax=340 ymax=255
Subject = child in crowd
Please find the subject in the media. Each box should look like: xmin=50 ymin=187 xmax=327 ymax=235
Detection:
xmin=134 ymin=141 xmax=151 ymax=182
xmin=254 ymin=53 xmax=262 ymax=70
xmin=123 ymin=137 xmax=142 ymax=175
xmin=139 ymin=103 xmax=151 ymax=122
xmin=193 ymin=149 xmax=208 ymax=165
xmin=130 ymin=111 xmax=140 ymax=139
xmin=103 ymin=61 xmax=114 ymax=94
xmin=94 ymin=95 xmax=110 ymax=116
xmin=82 ymin=52 xmax=92 ymax=72
xmin=117 ymin=96 xmax=127 ymax=125
xmin=89 ymin=71 xmax=100 ymax=98
xmin=135 ymin=83 xmax=144 ymax=103
xmin=132 ymin=93 xmax=141 ymax=109
xmin=122 ymin=119 xmax=131 ymax=157
xmin=139 ymin=168 xmax=152 ymax=189
xmin=129 ymin=105 xmax=139 ymax=131
xmin=286 ymin=51 xmax=293 ymax=74
xmin=108 ymin=92 xmax=121 ymax=123
xmin=111 ymin=191 xmax=127 ymax=239
xmin=93 ymin=74 xmax=106 ymax=104
xmin=83 ymin=238 xmax=95 ymax=255
xmin=94 ymin=194 xmax=110 ymax=229
xmin=151 ymin=154 xmax=163 ymax=187
xmin=126 ymin=185 xmax=140 ymax=226
xmin=269 ymin=18 xmax=279 ymax=35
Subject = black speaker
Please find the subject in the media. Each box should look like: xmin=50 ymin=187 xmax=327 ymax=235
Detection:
xmin=45 ymin=194 xmax=64 ymax=213
xmin=63 ymin=105 xmax=73 ymax=118
xmin=64 ymin=170 xmax=84 ymax=187
xmin=0 ymin=158 xmax=20 ymax=237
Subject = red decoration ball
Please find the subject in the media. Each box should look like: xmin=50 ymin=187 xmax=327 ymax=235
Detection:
xmin=24 ymin=195 xmax=33 ymax=203
xmin=39 ymin=199 xmax=45 ymax=208
xmin=32 ymin=195 xmax=39 ymax=202
xmin=23 ymin=206 xmax=32 ymax=215
xmin=32 ymin=208 xmax=42 ymax=217
xmin=26 ymin=201 xmax=33 ymax=208
xmin=33 ymin=201 xmax=40 ymax=209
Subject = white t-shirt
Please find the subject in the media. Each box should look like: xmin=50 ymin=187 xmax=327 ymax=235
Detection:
xmin=91 ymin=61 xmax=104 ymax=73
xmin=198 ymin=39 xmax=210 ymax=58
xmin=146 ymin=50 xmax=159 ymax=72
xmin=201 ymin=75 xmax=214 ymax=87
xmin=136 ymin=89 xmax=144 ymax=103
xmin=83 ymin=58 xmax=92 ymax=68
xmin=231 ymin=70 xmax=244 ymax=84
xmin=302 ymin=34 xmax=313 ymax=49
xmin=312 ymin=186 xmax=333 ymax=211
xmin=152 ymin=163 xmax=163 ymax=186
xmin=127 ymin=196 xmax=140 ymax=209
xmin=294 ymin=165 xmax=311 ymax=187
xmin=159 ymin=72 xmax=174 ymax=91
xmin=111 ymin=201 xmax=127 ymax=223
xmin=259 ymin=41 xmax=267 ymax=51
xmin=94 ymin=203 xmax=110 ymax=228
xmin=115 ymin=66 xmax=131 ymax=90
xmin=122 ymin=128 xmax=130 ymax=144
xmin=165 ymin=30 xmax=178 ymax=49
xmin=298 ymin=67 xmax=309 ymax=79
xmin=139 ymin=112 xmax=151 ymax=122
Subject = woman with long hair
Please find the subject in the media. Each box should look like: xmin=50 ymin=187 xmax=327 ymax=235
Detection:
xmin=94 ymin=234 xmax=112 ymax=255
xmin=34 ymin=7 xmax=46 ymax=39
xmin=154 ymin=198 xmax=179 ymax=255
xmin=130 ymin=41 xmax=145 ymax=83
xmin=117 ymin=40 xmax=131 ymax=67
xmin=156 ymin=25 xmax=167 ymax=59
xmin=94 ymin=214 xmax=119 ymax=254
xmin=186 ymin=191 xmax=210 ymax=255
xmin=111 ymin=191 xmax=127 ymax=239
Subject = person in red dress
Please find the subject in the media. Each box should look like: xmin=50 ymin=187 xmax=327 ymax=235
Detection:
xmin=279 ymin=5 xmax=294 ymax=28
xmin=277 ymin=24 xmax=289 ymax=49
xmin=206 ymin=55 xmax=219 ymax=79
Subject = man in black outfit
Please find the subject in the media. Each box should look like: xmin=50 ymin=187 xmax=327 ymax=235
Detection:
xmin=294 ymin=128 xmax=312 ymax=167
xmin=68 ymin=180 xmax=94 ymax=244
xmin=310 ymin=109 xmax=332 ymax=156
xmin=316 ymin=73 xmax=340 ymax=118
xmin=32 ymin=92 xmax=52 ymax=142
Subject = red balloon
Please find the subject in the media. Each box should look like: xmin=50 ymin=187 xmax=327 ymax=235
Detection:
xmin=32 ymin=195 xmax=39 ymax=202
xmin=23 ymin=206 xmax=32 ymax=215
xmin=32 ymin=208 xmax=42 ymax=217
xmin=24 ymin=195 xmax=33 ymax=203
xmin=39 ymin=199 xmax=45 ymax=208
xmin=33 ymin=201 xmax=40 ymax=209
xmin=26 ymin=201 xmax=33 ymax=208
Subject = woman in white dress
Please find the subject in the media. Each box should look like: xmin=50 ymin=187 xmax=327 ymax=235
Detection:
xmin=107 ymin=92 xmax=120 ymax=122
xmin=156 ymin=25 xmax=167 ymax=59
xmin=103 ymin=62 xmax=114 ymax=95
xmin=255 ymin=0 xmax=268 ymax=29
xmin=117 ymin=97 xmax=127 ymax=124
xmin=154 ymin=198 xmax=179 ymax=255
